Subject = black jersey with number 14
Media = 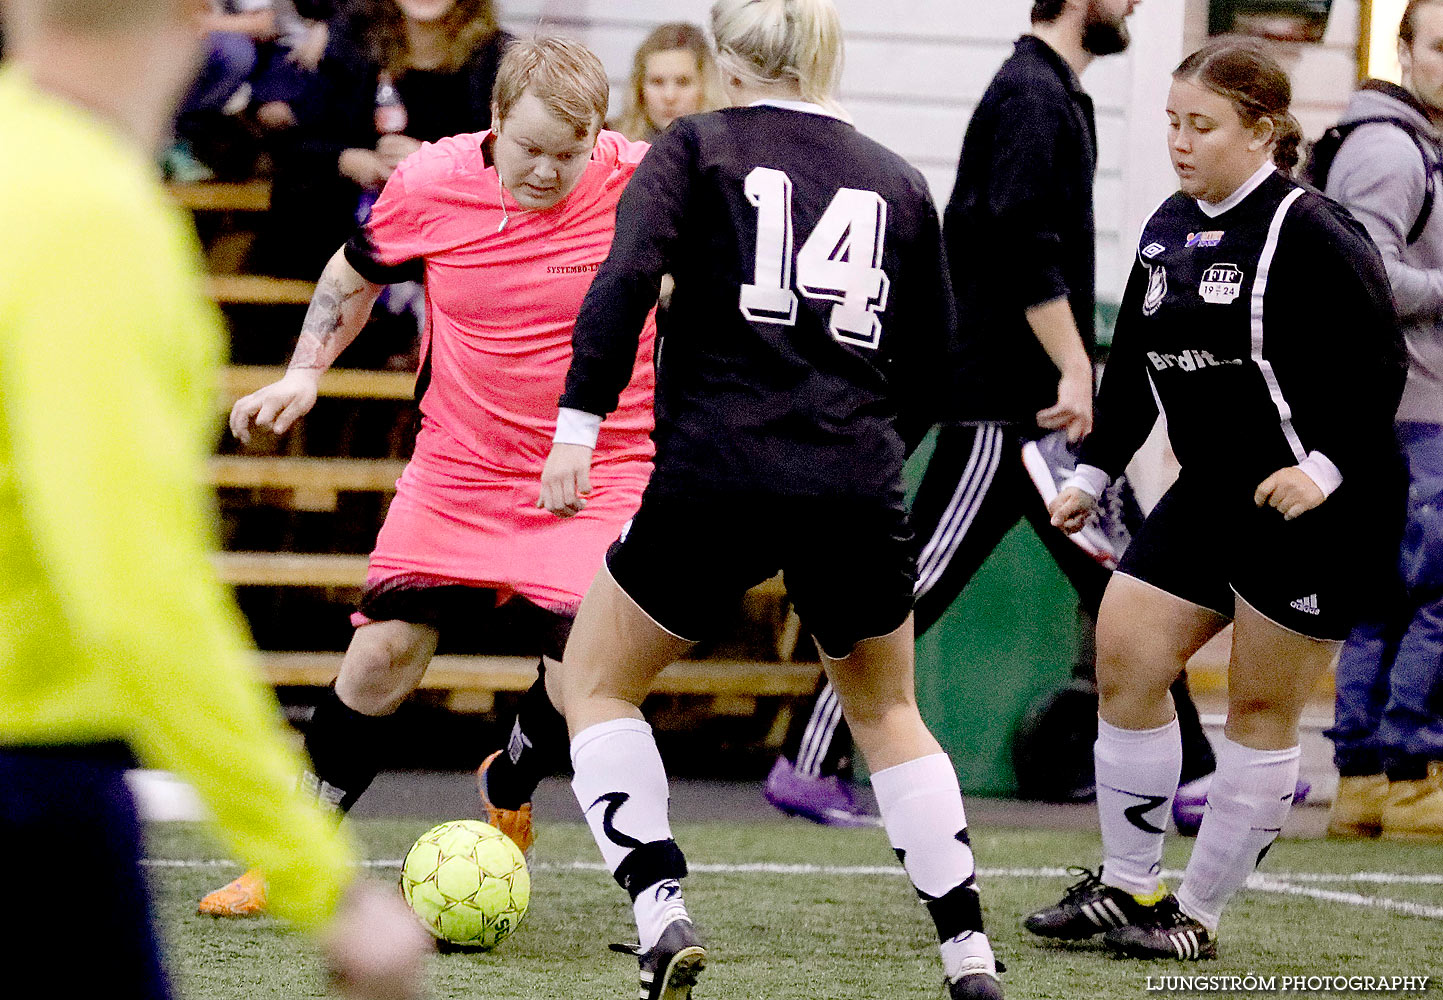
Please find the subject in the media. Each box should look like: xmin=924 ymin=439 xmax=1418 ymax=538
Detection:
xmin=560 ymin=103 xmax=959 ymax=502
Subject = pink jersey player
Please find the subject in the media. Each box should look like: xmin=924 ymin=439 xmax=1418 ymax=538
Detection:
xmin=347 ymin=126 xmax=657 ymax=616
xmin=206 ymin=41 xmax=654 ymax=919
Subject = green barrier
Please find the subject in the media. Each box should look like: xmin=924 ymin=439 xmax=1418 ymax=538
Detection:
xmin=904 ymin=430 xmax=1083 ymax=795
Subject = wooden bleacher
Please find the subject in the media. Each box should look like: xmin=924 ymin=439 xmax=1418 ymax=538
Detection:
xmin=178 ymin=178 xmax=810 ymax=734
xmin=210 ymin=456 xmax=407 ymax=511
xmin=207 ymin=274 xmax=316 ymax=306
xmin=220 ymin=365 xmax=415 ymax=401
xmin=169 ymin=181 xmax=272 ymax=273
xmin=258 ymin=652 xmax=820 ymax=714
xmin=168 ymin=179 xmax=271 ymax=212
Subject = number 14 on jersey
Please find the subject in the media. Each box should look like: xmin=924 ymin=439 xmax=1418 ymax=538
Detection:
xmin=739 ymin=166 xmax=891 ymax=350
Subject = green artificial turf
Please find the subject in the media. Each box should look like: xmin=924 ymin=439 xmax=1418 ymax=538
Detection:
xmin=146 ymin=820 xmax=1443 ymax=999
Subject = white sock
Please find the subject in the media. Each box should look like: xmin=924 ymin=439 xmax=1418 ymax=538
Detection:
xmin=872 ymin=753 xmax=995 ymax=980
xmin=632 ymin=878 xmax=689 ymax=951
xmin=1095 ymin=716 xmax=1181 ymax=897
xmin=1176 ymin=737 xmax=1300 ymax=933
xmin=570 ymin=718 xmax=687 ymax=950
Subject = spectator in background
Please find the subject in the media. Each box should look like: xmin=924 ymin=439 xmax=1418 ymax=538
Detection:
xmin=0 ymin=0 xmax=430 ymax=996
xmin=761 ymin=0 xmax=1232 ymax=826
xmin=1321 ymin=0 xmax=1443 ymax=843
xmin=251 ymin=1 xmax=339 ymax=131
xmin=167 ymin=1 xmax=329 ymax=179
xmin=261 ymin=0 xmax=509 ymax=277
xmin=610 ymin=22 xmax=721 ymax=143
xmin=167 ymin=1 xmax=279 ymax=180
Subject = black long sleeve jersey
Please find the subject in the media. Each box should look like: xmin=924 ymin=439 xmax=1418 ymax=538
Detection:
xmin=1080 ymin=169 xmax=1405 ymax=501
xmin=559 ymin=103 xmax=959 ymax=502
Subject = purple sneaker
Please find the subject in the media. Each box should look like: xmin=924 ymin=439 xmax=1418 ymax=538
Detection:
xmin=1172 ymin=774 xmax=1313 ymax=836
xmin=763 ymin=757 xmax=881 ymax=828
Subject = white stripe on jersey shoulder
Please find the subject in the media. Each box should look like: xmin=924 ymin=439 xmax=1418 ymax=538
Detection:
xmin=1250 ymin=186 xmax=1309 ymax=463
xmin=1196 ymin=161 xmax=1277 ymax=218
xmin=747 ymin=98 xmax=854 ymax=126
xmin=1136 ymin=193 xmax=1176 ymax=263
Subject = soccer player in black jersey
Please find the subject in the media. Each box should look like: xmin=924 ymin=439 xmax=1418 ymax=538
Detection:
xmin=763 ymin=0 xmax=1246 ymax=828
xmin=1026 ymin=40 xmax=1406 ymax=961
xmin=538 ymin=2 xmax=1001 ymax=998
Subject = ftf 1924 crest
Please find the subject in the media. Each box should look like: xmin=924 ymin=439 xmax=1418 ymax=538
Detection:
xmin=1199 ymin=263 xmax=1244 ymax=305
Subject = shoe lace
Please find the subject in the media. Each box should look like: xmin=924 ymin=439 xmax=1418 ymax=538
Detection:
xmin=608 ymin=941 xmax=642 ymax=957
xmin=1148 ymin=895 xmax=1194 ymax=931
xmin=1058 ymin=865 xmax=1106 ymax=904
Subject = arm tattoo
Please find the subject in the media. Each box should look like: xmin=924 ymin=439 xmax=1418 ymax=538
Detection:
xmin=290 ymin=282 xmax=366 ymax=370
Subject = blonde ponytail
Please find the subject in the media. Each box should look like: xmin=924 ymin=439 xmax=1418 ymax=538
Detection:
xmin=710 ymin=0 xmax=844 ymax=109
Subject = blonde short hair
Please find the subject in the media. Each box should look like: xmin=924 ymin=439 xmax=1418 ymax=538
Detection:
xmin=710 ymin=0 xmax=844 ymax=108
xmin=493 ymin=37 xmax=610 ymax=140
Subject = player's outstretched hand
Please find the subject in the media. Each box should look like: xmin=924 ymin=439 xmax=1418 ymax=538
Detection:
xmin=539 ymin=442 xmax=593 ymax=518
xmin=1254 ymin=466 xmax=1325 ymax=521
xmin=1049 ymin=486 xmax=1098 ymax=534
xmin=229 ymin=371 xmax=320 ymax=444
xmin=320 ymin=879 xmax=431 ymax=1000
xmin=1036 ymin=366 xmax=1094 ymax=443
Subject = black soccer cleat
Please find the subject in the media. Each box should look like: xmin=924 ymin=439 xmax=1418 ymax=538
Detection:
xmin=1023 ymin=867 xmax=1157 ymax=940
xmin=947 ymin=966 xmax=1004 ymax=999
xmin=1103 ymin=895 xmax=1217 ymax=961
xmin=610 ymin=918 xmax=707 ymax=1000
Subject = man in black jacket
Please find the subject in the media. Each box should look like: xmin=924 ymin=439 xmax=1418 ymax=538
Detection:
xmin=765 ymin=0 xmax=1234 ymax=819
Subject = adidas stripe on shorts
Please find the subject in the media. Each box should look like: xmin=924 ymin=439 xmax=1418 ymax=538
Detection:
xmin=1113 ymin=475 xmax=1398 ymax=641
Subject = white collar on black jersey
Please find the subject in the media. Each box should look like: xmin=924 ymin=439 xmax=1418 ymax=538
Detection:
xmin=748 ymin=98 xmax=854 ymax=126
xmin=1195 ymin=161 xmax=1277 ymax=218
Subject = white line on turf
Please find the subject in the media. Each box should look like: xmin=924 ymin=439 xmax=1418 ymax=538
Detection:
xmin=1249 ymin=876 xmax=1443 ymax=921
xmin=139 ymin=861 xmax=1443 ymax=919
xmin=142 ymin=858 xmax=1443 ymax=889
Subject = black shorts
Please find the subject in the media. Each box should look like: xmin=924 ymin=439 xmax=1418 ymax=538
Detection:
xmin=1117 ymin=478 xmax=1397 ymax=641
xmin=606 ymin=489 xmax=916 ymax=658
xmin=357 ymin=580 xmax=572 ymax=661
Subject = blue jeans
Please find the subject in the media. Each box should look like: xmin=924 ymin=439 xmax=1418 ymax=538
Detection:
xmin=0 ymin=744 xmax=173 ymax=999
xmin=1329 ymin=421 xmax=1443 ymax=772
xmin=179 ymin=31 xmax=258 ymax=117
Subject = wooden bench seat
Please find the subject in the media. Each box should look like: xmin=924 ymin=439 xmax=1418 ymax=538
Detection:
xmin=207 ymin=274 xmax=316 ymax=305
xmin=258 ymin=650 xmax=821 ymax=713
xmin=210 ymin=456 xmax=407 ymax=511
xmin=215 ymin=551 xmax=369 ymax=587
xmin=167 ymin=180 xmax=271 ymax=212
xmin=221 ymin=366 xmax=416 ymax=401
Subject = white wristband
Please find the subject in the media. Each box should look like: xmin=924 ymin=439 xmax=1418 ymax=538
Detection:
xmin=1296 ymin=450 xmax=1342 ymax=498
xmin=553 ymin=407 xmax=602 ymax=448
xmin=1061 ymin=463 xmax=1111 ymax=500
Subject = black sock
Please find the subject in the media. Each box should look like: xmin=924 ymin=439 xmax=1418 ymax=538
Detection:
xmin=1173 ymin=674 xmax=1217 ymax=785
xmin=302 ymin=686 xmax=398 ymax=814
xmin=484 ymin=661 xmax=570 ymax=810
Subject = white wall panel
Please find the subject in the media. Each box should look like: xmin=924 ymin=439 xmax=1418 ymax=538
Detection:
xmin=490 ymin=2 xmax=1254 ymax=310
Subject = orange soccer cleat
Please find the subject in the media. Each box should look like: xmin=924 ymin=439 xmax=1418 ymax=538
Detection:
xmin=476 ymin=750 xmax=535 ymax=855
xmin=197 ymin=869 xmax=268 ymax=917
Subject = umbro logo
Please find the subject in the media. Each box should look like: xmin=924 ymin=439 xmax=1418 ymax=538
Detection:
xmin=1290 ymin=594 xmax=1321 ymax=615
xmin=506 ymin=720 xmax=533 ymax=764
xmin=1142 ymin=242 xmax=1166 ymax=259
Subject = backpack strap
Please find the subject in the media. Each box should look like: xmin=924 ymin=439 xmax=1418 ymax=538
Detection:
xmin=1334 ymin=115 xmax=1441 ymax=244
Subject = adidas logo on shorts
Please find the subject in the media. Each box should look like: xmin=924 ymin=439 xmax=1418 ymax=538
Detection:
xmin=1289 ymin=594 xmax=1321 ymax=615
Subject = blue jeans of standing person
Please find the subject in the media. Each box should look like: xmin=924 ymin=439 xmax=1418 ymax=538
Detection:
xmin=179 ymin=31 xmax=258 ymax=117
xmin=1329 ymin=421 xmax=1443 ymax=779
xmin=0 ymin=743 xmax=173 ymax=1000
